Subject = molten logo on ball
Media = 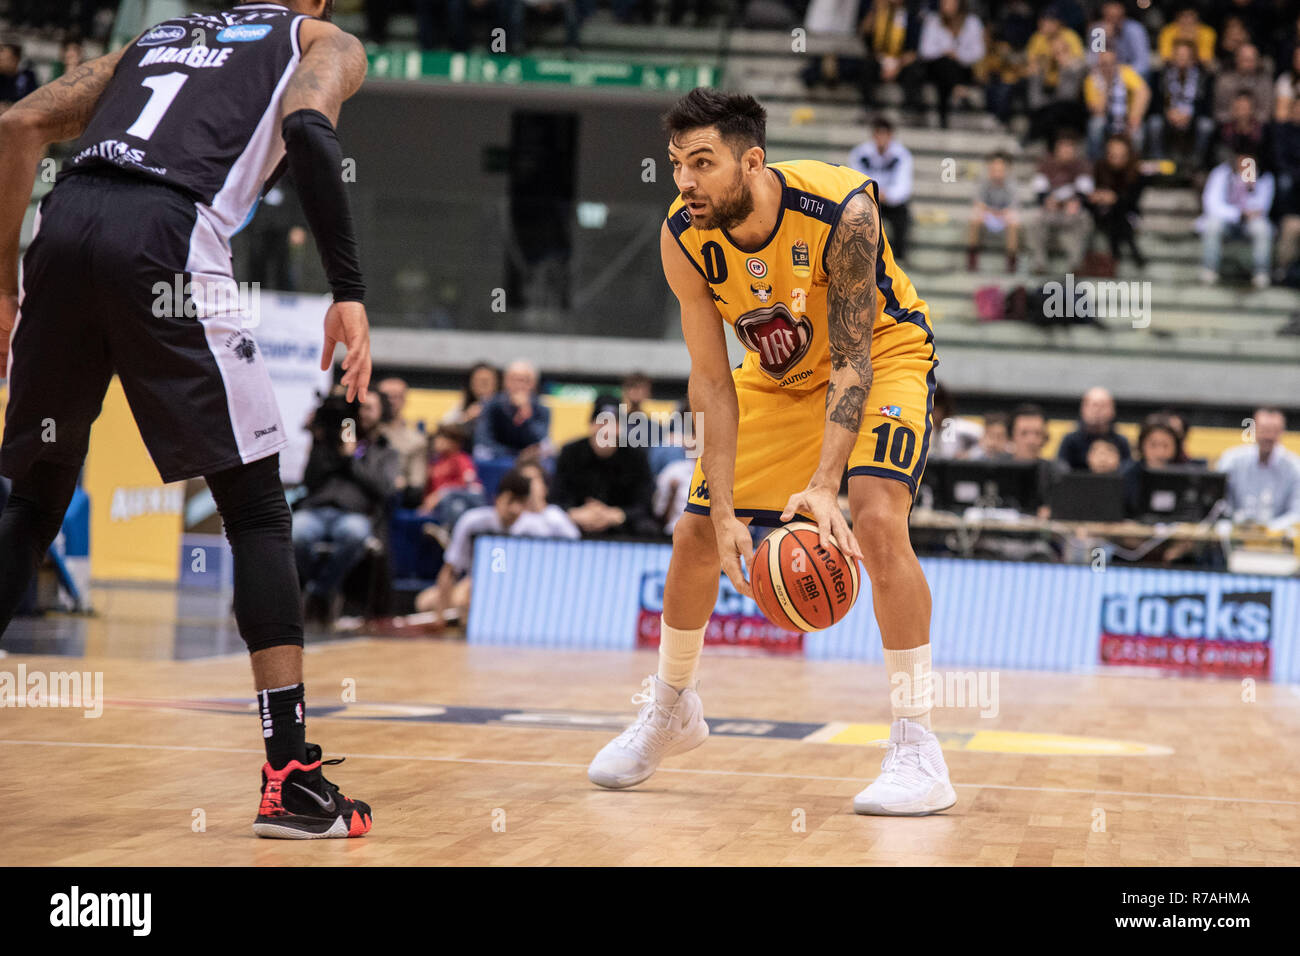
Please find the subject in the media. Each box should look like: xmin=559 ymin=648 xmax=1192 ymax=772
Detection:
xmin=750 ymin=521 xmax=860 ymax=632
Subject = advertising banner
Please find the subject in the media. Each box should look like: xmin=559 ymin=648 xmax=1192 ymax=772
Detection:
xmin=467 ymin=536 xmax=1300 ymax=681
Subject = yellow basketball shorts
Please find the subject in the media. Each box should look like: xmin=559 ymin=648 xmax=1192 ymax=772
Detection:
xmin=684 ymin=351 xmax=937 ymax=526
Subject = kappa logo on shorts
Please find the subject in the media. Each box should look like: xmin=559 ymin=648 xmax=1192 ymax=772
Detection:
xmin=225 ymin=334 xmax=258 ymax=364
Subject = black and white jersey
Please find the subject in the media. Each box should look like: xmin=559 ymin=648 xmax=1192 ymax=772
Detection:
xmin=63 ymin=2 xmax=309 ymax=245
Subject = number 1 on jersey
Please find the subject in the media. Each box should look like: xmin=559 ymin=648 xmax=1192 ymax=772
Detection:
xmin=126 ymin=73 xmax=188 ymax=141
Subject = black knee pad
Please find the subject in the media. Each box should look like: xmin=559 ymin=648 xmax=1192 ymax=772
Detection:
xmin=205 ymin=455 xmax=303 ymax=653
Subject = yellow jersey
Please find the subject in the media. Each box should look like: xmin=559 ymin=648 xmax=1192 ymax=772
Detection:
xmin=665 ymin=159 xmax=934 ymax=394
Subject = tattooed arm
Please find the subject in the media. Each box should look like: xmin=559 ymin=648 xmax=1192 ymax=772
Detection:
xmin=281 ymin=18 xmax=367 ymax=125
xmin=777 ymin=190 xmax=877 ymax=559
xmin=0 ymin=48 xmax=126 ymax=299
xmin=814 ymin=190 xmax=879 ymax=489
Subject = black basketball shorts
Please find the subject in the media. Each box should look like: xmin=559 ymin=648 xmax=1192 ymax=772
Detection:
xmin=0 ymin=171 xmax=287 ymax=483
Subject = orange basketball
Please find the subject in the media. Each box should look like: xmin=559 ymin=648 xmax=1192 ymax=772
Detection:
xmin=750 ymin=521 xmax=861 ymax=632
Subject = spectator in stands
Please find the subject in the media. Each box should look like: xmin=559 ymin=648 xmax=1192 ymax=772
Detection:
xmin=1218 ymin=92 xmax=1269 ymax=166
xmin=1084 ymin=50 xmax=1150 ymax=159
xmin=1124 ymin=416 xmax=1185 ymax=517
xmin=438 ymin=0 xmax=527 ymax=53
xmin=1274 ymin=47 xmax=1300 ymax=123
xmin=1197 ymin=148 xmax=1275 ymax=287
xmin=514 ymin=460 xmax=581 ymax=539
xmin=621 ymin=371 xmax=651 ymax=416
xmin=419 ymin=423 xmax=483 ymax=539
xmin=648 ymin=399 xmax=692 ymax=476
xmin=54 ymin=40 xmax=84 ymax=80
xmin=1026 ymin=28 xmax=1088 ymax=147
xmin=551 ymin=394 xmax=658 ymax=537
xmin=1276 ymin=11 xmax=1300 ymax=79
xmin=1214 ymin=16 xmax=1252 ymax=70
xmin=0 ymin=42 xmax=37 ymax=112
xmin=1028 ymin=133 xmax=1094 ymax=274
xmin=473 ymin=359 xmax=551 ymax=462
xmin=1213 ymin=45 xmax=1272 ymax=129
xmin=653 ymin=453 xmax=698 ymax=535
xmin=1147 ymin=39 xmax=1216 ymax=171
xmin=969 ymin=412 xmax=1011 ymax=460
xmin=1089 ymin=134 xmax=1147 ymax=268
xmin=377 ymin=377 xmax=429 ymax=508
xmin=1008 ymin=403 xmax=1050 ymax=462
xmin=1216 ymin=406 xmax=1300 ymax=528
xmin=1273 ymin=97 xmax=1300 ymax=285
xmin=857 ymin=0 xmax=921 ymax=109
xmin=799 ymin=0 xmax=866 ymax=93
xmin=1085 ymin=435 xmax=1123 ymax=475
xmin=1089 ymin=1 xmax=1151 ymax=78
xmin=1158 ymin=6 xmax=1217 ymax=67
xmin=930 ymin=383 xmax=982 ymax=459
xmin=1058 ymin=386 xmax=1132 ymax=470
xmin=440 ymin=362 xmax=501 ymax=454
xmin=966 ymin=150 xmax=1020 ymax=273
xmin=1210 ymin=0 xmax=1269 ymax=49
xmin=903 ymin=0 xmax=985 ymax=129
xmin=293 ymin=391 xmax=401 ymax=625
xmin=848 ymin=117 xmax=914 ymax=260
xmin=415 ymin=468 xmax=534 ymax=625
xmin=1027 ymin=5 xmax=1083 ymax=85
xmin=978 ymin=15 xmax=1029 ymax=128
xmin=1152 ymin=408 xmax=1194 ymax=463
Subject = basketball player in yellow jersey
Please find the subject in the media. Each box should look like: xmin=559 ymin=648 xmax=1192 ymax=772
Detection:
xmin=588 ymin=89 xmax=957 ymax=816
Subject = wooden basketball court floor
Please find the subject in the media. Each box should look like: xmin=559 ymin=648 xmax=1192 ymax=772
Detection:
xmin=2 ymin=586 xmax=1298 ymax=866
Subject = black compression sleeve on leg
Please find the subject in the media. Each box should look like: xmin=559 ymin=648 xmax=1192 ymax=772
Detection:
xmin=281 ymin=108 xmax=366 ymax=304
xmin=0 ymin=461 xmax=80 ymax=638
xmin=206 ymin=455 xmax=304 ymax=653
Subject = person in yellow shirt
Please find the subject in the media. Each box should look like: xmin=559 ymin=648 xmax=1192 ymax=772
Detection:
xmin=1157 ymin=6 xmax=1217 ymax=66
xmin=1085 ymin=50 xmax=1151 ymax=158
xmin=1026 ymin=6 xmax=1084 ymax=90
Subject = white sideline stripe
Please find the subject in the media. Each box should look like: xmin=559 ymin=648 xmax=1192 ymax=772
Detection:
xmin=1 ymin=738 xmax=1298 ymax=807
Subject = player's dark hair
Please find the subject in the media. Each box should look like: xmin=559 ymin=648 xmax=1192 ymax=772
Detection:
xmin=663 ymin=88 xmax=766 ymax=157
xmin=496 ymin=468 xmax=533 ymax=502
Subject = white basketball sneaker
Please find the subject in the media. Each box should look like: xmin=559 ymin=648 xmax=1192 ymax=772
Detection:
xmin=587 ymin=675 xmax=709 ymax=789
xmin=853 ymin=718 xmax=958 ymax=816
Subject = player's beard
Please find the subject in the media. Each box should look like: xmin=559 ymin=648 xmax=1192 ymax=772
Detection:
xmin=687 ymin=170 xmax=754 ymax=232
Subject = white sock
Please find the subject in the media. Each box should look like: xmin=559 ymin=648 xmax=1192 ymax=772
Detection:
xmin=883 ymin=644 xmax=933 ymax=730
xmin=657 ymin=616 xmax=706 ymax=690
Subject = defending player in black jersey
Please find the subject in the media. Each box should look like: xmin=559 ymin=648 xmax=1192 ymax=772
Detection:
xmin=0 ymin=2 xmax=374 ymax=839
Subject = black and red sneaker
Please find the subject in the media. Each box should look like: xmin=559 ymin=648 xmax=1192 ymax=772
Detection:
xmin=253 ymin=743 xmax=372 ymax=839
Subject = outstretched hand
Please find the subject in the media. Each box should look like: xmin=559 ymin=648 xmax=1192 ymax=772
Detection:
xmin=320 ymin=300 xmax=371 ymax=403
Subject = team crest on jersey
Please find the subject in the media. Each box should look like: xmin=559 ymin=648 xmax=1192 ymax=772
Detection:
xmin=879 ymin=405 xmax=903 ymax=420
xmin=217 ymin=23 xmax=272 ymax=42
xmin=749 ymin=281 xmax=773 ymax=303
xmin=734 ymin=303 xmax=813 ymax=379
xmin=745 ymin=256 xmax=767 ymax=278
xmin=791 ymin=239 xmax=810 ymax=277
xmin=137 ymin=25 xmax=186 ymax=46
xmin=225 ymin=334 xmax=258 ymax=364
